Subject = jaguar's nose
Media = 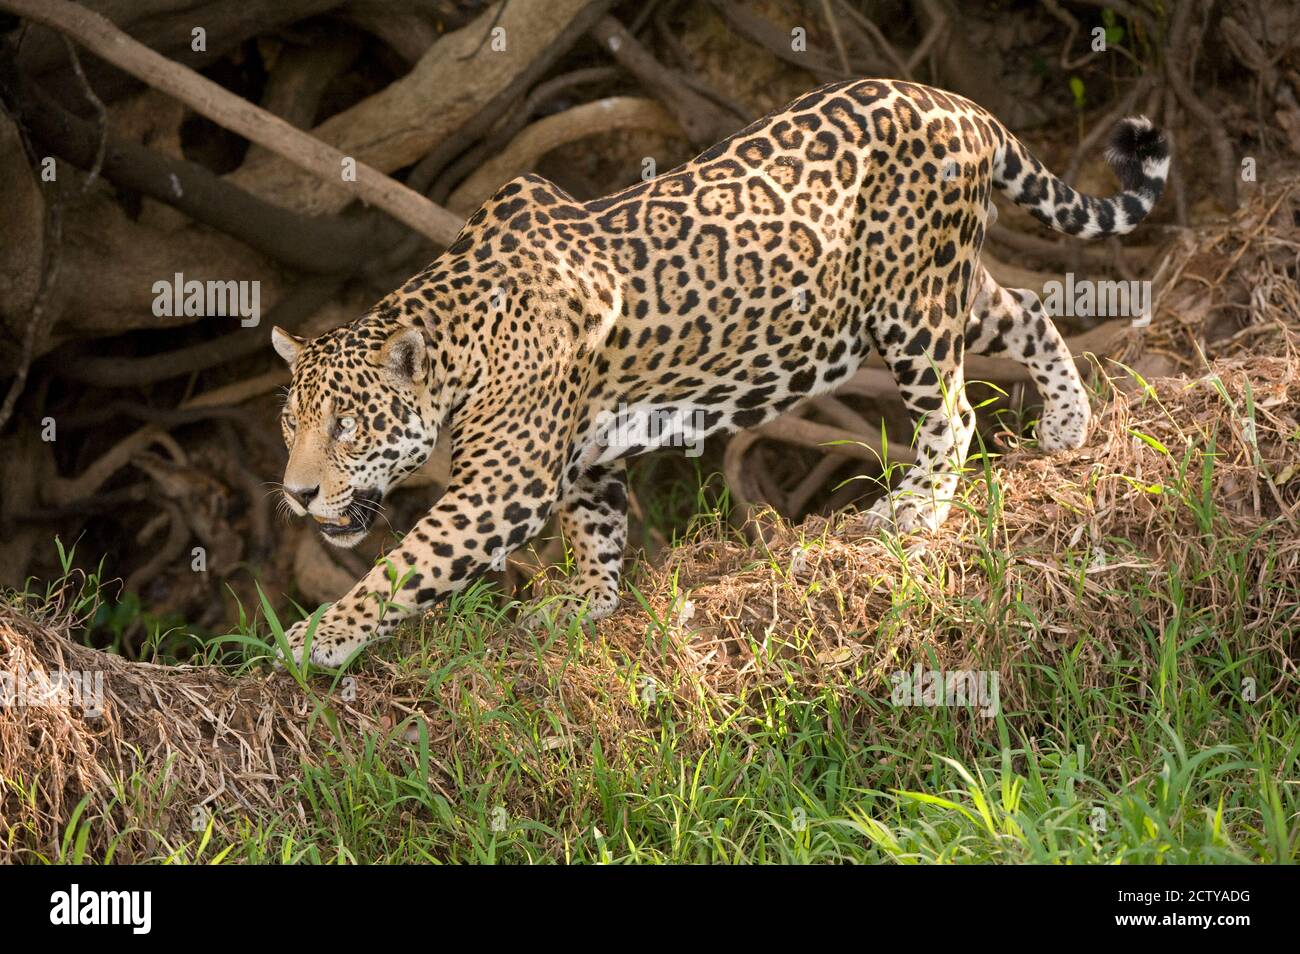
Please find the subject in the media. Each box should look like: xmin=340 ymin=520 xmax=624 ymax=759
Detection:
xmin=285 ymin=484 xmax=319 ymax=509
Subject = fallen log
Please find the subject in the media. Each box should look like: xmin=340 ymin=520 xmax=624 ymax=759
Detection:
xmin=224 ymin=0 xmax=616 ymax=218
xmin=0 ymin=58 xmax=397 ymax=274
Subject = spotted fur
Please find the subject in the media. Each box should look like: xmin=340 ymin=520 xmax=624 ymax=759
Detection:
xmin=270 ymin=78 xmax=1168 ymax=666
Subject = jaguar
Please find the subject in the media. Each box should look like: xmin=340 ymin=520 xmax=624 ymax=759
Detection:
xmin=270 ymin=77 xmax=1168 ymax=666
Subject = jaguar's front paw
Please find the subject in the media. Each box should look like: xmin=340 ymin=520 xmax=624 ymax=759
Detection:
xmin=521 ymin=589 xmax=619 ymax=631
xmin=275 ymin=616 xmax=365 ymax=669
xmin=577 ymin=588 xmax=619 ymax=621
xmin=864 ymin=491 xmax=947 ymax=535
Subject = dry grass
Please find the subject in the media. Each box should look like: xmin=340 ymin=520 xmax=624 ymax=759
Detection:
xmin=0 ymin=594 xmax=417 ymax=860
xmin=1144 ymin=177 xmax=1300 ymax=370
xmin=619 ymin=344 xmax=1298 ymax=694
xmin=5 ymin=343 xmax=1296 ymax=859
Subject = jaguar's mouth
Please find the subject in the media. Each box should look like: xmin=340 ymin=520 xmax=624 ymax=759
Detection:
xmin=312 ymin=488 xmax=383 ymax=540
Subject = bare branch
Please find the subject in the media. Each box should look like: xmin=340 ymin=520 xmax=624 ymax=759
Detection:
xmin=0 ymin=0 xmax=463 ymax=243
xmin=447 ymin=97 xmax=683 ymax=215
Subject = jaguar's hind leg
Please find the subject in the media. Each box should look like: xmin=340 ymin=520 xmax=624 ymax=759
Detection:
xmin=964 ymin=267 xmax=1091 ymax=451
xmin=867 ymin=298 xmax=977 ymax=534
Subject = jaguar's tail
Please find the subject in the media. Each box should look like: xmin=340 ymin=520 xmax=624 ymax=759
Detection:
xmin=993 ymin=116 xmax=1169 ymax=238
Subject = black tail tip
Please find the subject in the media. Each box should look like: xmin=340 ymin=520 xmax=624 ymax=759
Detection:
xmin=1105 ymin=116 xmax=1169 ymax=190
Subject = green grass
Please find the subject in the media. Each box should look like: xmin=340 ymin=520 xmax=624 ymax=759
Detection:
xmin=28 ymin=532 xmax=1297 ymax=863
xmin=41 ymin=617 xmax=1293 ymax=863
xmin=8 ymin=374 xmax=1299 ymax=864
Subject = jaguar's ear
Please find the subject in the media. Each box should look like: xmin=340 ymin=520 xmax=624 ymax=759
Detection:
xmin=271 ymin=326 xmax=305 ymax=365
xmin=379 ymin=327 xmax=426 ymax=384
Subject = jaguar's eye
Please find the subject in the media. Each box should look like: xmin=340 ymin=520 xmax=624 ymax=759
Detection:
xmin=336 ymin=416 xmax=357 ymax=438
xmin=283 ymin=412 xmax=297 ymax=431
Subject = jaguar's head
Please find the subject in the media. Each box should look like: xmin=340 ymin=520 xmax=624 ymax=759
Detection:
xmin=271 ymin=321 xmax=438 ymax=548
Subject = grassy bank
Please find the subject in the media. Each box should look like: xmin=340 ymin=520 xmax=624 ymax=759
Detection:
xmin=4 ymin=348 xmax=1297 ymax=863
